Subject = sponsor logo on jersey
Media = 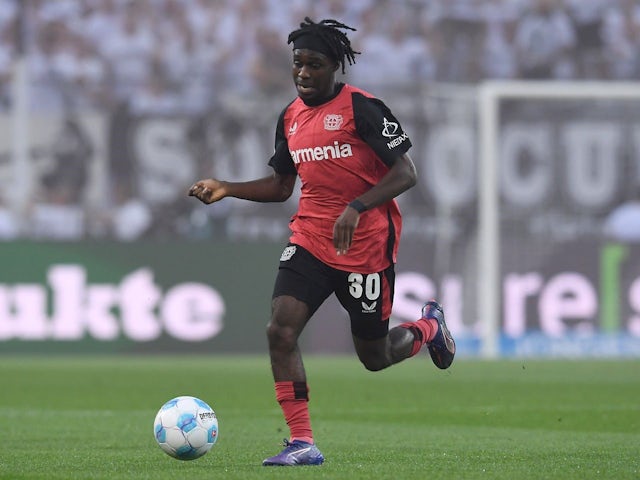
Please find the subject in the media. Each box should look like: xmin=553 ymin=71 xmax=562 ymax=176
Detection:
xmin=324 ymin=114 xmax=343 ymax=131
xmin=361 ymin=301 xmax=377 ymax=313
xmin=381 ymin=117 xmax=399 ymax=138
xmin=290 ymin=141 xmax=354 ymax=164
xmin=280 ymin=245 xmax=297 ymax=261
xmin=386 ymin=132 xmax=409 ymax=149
xmin=381 ymin=117 xmax=409 ymax=149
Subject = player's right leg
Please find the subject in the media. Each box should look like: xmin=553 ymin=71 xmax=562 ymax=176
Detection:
xmin=263 ymin=244 xmax=332 ymax=466
xmin=264 ymin=295 xmax=325 ymax=466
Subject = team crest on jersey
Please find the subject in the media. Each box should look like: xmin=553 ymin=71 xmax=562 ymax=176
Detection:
xmin=280 ymin=245 xmax=297 ymax=261
xmin=324 ymin=114 xmax=343 ymax=131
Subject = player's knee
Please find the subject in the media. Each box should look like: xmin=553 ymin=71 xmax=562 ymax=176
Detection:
xmin=266 ymin=320 xmax=297 ymax=350
xmin=268 ymin=296 xmax=308 ymax=351
xmin=358 ymin=354 xmax=389 ymax=372
xmin=353 ymin=337 xmax=391 ymax=371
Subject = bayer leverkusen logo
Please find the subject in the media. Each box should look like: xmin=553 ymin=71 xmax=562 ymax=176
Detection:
xmin=324 ymin=114 xmax=343 ymax=131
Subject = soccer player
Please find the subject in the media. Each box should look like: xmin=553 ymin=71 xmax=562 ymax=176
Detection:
xmin=188 ymin=17 xmax=455 ymax=466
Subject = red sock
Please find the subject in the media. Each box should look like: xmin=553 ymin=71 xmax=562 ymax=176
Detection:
xmin=275 ymin=381 xmax=314 ymax=444
xmin=398 ymin=318 xmax=438 ymax=356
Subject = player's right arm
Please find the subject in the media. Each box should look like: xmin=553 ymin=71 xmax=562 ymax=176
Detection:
xmin=188 ymin=172 xmax=296 ymax=204
xmin=190 ymin=105 xmax=297 ymax=205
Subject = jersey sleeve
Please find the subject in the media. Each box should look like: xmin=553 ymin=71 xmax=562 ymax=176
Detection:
xmin=352 ymin=92 xmax=412 ymax=167
xmin=268 ymin=106 xmax=297 ymax=175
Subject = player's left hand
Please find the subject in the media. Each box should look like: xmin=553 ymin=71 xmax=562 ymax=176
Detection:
xmin=333 ymin=206 xmax=360 ymax=255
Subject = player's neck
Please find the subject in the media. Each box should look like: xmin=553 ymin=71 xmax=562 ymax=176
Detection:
xmin=301 ymin=82 xmax=344 ymax=106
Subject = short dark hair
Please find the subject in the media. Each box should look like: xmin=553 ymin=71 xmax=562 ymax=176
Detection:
xmin=287 ymin=17 xmax=360 ymax=74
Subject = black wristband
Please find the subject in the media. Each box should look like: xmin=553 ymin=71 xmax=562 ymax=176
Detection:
xmin=348 ymin=199 xmax=367 ymax=213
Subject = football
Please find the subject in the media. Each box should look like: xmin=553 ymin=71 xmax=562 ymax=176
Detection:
xmin=153 ymin=395 xmax=219 ymax=460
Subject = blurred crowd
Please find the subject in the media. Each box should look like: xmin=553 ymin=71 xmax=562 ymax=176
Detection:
xmin=0 ymin=0 xmax=639 ymax=242
xmin=0 ymin=0 xmax=639 ymax=113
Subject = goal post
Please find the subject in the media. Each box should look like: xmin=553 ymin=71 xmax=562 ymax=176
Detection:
xmin=476 ymin=80 xmax=640 ymax=359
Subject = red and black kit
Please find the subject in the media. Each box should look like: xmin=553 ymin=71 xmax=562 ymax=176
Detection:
xmin=269 ymin=83 xmax=412 ymax=330
xmin=269 ymin=83 xmax=412 ymax=273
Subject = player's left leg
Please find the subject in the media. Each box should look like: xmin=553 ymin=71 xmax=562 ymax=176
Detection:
xmin=335 ymin=264 xmax=410 ymax=370
xmin=350 ymin=301 xmax=455 ymax=371
xmin=350 ymin=328 xmax=412 ymax=371
xmin=337 ymin=265 xmax=454 ymax=370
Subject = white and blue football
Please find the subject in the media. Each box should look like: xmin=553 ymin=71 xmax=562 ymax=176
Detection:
xmin=153 ymin=395 xmax=218 ymax=460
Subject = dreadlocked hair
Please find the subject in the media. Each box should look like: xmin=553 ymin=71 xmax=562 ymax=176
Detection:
xmin=287 ymin=17 xmax=360 ymax=74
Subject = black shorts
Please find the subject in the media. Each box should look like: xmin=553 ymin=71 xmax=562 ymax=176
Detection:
xmin=272 ymin=243 xmax=395 ymax=340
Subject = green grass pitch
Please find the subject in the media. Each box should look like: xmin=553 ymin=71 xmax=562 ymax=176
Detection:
xmin=0 ymin=355 xmax=638 ymax=480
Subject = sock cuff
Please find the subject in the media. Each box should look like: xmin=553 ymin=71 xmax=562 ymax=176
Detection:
xmin=400 ymin=318 xmax=438 ymax=343
xmin=398 ymin=321 xmax=423 ymax=343
xmin=275 ymin=381 xmax=309 ymax=402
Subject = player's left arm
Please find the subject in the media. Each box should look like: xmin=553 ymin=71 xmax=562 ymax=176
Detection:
xmin=333 ymin=151 xmax=416 ymax=255
xmin=350 ymin=151 xmax=417 ymax=210
xmin=333 ymin=93 xmax=417 ymax=255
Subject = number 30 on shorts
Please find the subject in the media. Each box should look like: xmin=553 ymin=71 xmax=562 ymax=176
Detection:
xmin=348 ymin=273 xmax=381 ymax=301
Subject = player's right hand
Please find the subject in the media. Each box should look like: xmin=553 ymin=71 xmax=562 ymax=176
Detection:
xmin=188 ymin=179 xmax=226 ymax=204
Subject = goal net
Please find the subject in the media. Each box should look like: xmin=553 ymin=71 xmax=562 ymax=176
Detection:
xmin=476 ymin=81 xmax=640 ymax=358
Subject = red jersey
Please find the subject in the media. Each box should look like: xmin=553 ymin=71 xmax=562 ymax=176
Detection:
xmin=268 ymin=83 xmax=412 ymax=273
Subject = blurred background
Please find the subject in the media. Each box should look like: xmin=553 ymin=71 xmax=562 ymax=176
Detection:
xmin=0 ymin=0 xmax=639 ymax=358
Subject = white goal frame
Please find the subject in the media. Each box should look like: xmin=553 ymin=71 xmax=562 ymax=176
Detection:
xmin=476 ymin=80 xmax=640 ymax=358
